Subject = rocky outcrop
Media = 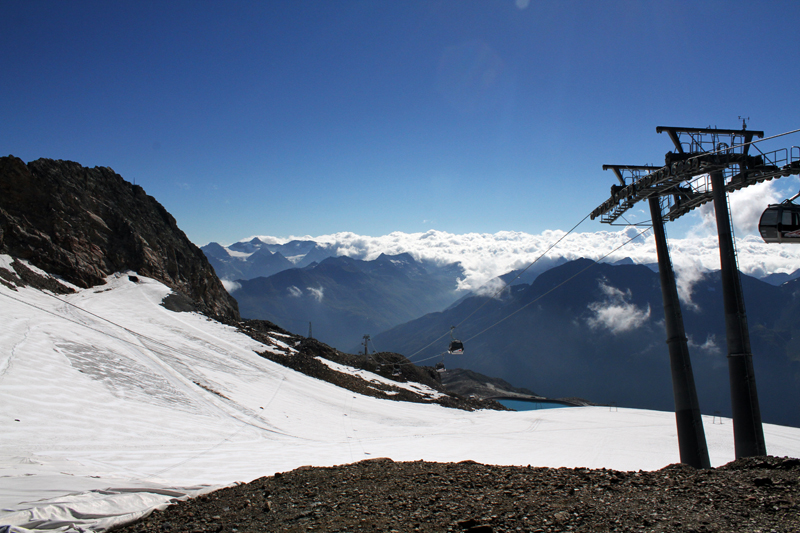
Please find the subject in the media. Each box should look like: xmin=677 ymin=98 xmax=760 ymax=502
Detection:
xmin=240 ymin=319 xmax=504 ymax=411
xmin=112 ymin=456 xmax=800 ymax=533
xmin=440 ymin=367 xmax=540 ymax=399
xmin=0 ymin=155 xmax=239 ymax=320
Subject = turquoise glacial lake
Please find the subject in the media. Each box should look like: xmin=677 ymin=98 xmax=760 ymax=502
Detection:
xmin=496 ymin=399 xmax=574 ymax=411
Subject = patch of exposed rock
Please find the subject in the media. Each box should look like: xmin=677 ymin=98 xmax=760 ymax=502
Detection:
xmin=0 ymin=156 xmax=238 ymax=320
xmin=112 ymin=456 xmax=800 ymax=533
xmin=439 ymin=368 xmax=594 ymax=407
xmin=0 ymin=257 xmax=75 ymax=294
xmin=239 ymin=320 xmax=505 ymax=412
xmin=440 ymin=368 xmax=540 ymax=399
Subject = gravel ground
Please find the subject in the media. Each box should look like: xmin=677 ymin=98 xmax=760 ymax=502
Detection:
xmin=112 ymin=456 xmax=799 ymax=533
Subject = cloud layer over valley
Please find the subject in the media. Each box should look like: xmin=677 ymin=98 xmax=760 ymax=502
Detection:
xmin=244 ymin=225 xmax=799 ymax=297
xmin=221 ymin=180 xmax=800 ymax=294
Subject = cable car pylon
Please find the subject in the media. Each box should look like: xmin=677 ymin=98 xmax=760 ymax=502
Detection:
xmin=602 ymin=163 xmax=710 ymax=468
xmin=592 ymin=123 xmax=794 ymax=461
xmin=648 ymin=194 xmax=710 ymax=468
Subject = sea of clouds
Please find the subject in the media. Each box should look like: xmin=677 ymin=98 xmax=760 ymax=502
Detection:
xmin=242 ymin=180 xmax=800 ymax=293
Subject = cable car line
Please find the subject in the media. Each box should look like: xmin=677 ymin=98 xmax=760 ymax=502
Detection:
xmin=405 ymin=222 xmax=652 ymax=366
xmin=452 ymin=128 xmax=800 ymax=357
xmin=461 ymin=225 xmax=652 ymax=345
xmin=405 ymin=212 xmax=593 ymax=362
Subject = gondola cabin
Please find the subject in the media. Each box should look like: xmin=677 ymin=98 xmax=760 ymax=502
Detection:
xmin=759 ymin=201 xmax=800 ymax=243
xmin=448 ymin=340 xmax=464 ymax=355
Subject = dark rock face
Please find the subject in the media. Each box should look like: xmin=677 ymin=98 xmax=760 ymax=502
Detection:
xmin=0 ymin=156 xmax=239 ymax=320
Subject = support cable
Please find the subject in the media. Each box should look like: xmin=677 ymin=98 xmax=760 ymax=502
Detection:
xmin=406 ymin=212 xmax=592 ymax=362
xmin=461 ymin=226 xmax=652 ymax=345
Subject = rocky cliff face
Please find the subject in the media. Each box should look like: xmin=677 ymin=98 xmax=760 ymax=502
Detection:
xmin=0 ymin=156 xmax=239 ymax=320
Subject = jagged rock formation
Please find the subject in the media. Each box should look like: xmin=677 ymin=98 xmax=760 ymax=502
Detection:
xmin=0 ymin=156 xmax=239 ymax=320
xmin=201 ymin=238 xmax=295 ymax=281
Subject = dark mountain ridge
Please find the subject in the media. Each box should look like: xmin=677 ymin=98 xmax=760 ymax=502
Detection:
xmin=0 ymin=156 xmax=239 ymax=320
xmin=374 ymin=258 xmax=800 ymax=427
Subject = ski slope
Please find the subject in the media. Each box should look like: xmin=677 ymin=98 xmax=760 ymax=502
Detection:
xmin=1 ymin=261 xmax=799 ymax=532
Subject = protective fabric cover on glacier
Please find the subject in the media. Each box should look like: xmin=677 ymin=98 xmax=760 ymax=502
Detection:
xmin=1 ymin=260 xmax=799 ymax=532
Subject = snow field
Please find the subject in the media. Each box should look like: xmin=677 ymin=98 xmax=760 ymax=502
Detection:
xmin=1 ymin=264 xmax=799 ymax=531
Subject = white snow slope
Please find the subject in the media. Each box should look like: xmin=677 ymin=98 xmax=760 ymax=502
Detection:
xmin=1 ymin=263 xmax=799 ymax=532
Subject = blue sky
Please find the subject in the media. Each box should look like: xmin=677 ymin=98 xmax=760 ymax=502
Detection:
xmin=3 ymin=0 xmax=800 ymax=246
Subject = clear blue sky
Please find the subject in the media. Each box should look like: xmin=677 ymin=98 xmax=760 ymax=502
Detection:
xmin=3 ymin=0 xmax=800 ymax=246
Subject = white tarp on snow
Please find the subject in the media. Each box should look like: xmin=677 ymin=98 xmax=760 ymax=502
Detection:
xmin=1 ymin=261 xmax=799 ymax=531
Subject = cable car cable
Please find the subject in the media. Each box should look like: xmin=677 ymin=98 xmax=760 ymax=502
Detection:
xmin=405 ymin=126 xmax=800 ymax=364
xmin=406 ymin=225 xmax=652 ymax=363
xmin=406 ymin=212 xmax=593 ymax=361
xmin=461 ymin=225 xmax=652 ymax=345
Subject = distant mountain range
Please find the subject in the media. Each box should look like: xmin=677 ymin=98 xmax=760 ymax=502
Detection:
xmin=229 ymin=252 xmax=464 ymax=351
xmin=201 ymin=237 xmax=336 ymax=280
xmin=373 ymin=258 xmax=800 ymax=428
xmin=203 ymin=235 xmax=800 ymax=290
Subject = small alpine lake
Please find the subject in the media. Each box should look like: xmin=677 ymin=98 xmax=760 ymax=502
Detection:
xmin=495 ymin=398 xmax=576 ymax=411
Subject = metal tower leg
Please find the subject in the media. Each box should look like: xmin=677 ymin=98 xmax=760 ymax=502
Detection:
xmin=648 ymin=197 xmax=711 ymax=468
xmin=709 ymin=171 xmax=767 ymax=458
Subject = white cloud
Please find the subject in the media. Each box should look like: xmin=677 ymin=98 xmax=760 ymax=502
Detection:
xmin=673 ymin=260 xmax=707 ymax=312
xmin=472 ymin=276 xmax=508 ymax=298
xmin=688 ymin=334 xmax=722 ymax=356
xmin=239 ymin=209 xmax=800 ymax=293
xmin=307 ymin=286 xmax=324 ymax=302
xmin=687 ymin=334 xmax=725 ymax=369
xmin=287 ymin=285 xmax=302 ymax=298
xmin=220 ymin=279 xmax=241 ymax=293
xmin=587 ymin=281 xmax=651 ymax=334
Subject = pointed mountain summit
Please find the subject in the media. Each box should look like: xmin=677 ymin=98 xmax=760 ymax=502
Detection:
xmin=228 ymin=237 xmax=267 ymax=254
xmin=202 ymin=240 xmax=294 ymax=281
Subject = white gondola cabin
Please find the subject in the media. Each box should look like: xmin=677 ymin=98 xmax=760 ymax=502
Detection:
xmin=759 ymin=201 xmax=800 ymax=243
